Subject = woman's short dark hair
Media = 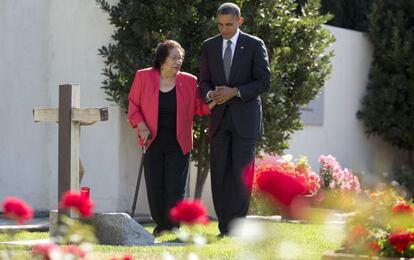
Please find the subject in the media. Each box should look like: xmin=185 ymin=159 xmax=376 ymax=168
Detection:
xmin=217 ymin=2 xmax=241 ymax=17
xmin=152 ymin=40 xmax=185 ymax=70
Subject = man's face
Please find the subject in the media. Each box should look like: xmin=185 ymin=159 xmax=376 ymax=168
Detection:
xmin=216 ymin=14 xmax=243 ymax=40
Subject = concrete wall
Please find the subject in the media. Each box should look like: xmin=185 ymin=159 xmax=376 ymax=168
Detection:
xmin=0 ymin=0 xmax=51 ymax=210
xmin=0 ymin=1 xmax=400 ymax=215
xmin=0 ymin=0 xmax=149 ymax=214
xmin=287 ymin=26 xmax=402 ymax=180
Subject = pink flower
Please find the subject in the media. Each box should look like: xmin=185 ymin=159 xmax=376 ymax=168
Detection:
xmin=59 ymin=191 xmax=95 ymax=217
xmin=319 ymin=155 xmax=361 ymax=193
xmin=169 ymin=199 xmax=209 ymax=225
xmin=2 ymin=197 xmax=33 ymax=224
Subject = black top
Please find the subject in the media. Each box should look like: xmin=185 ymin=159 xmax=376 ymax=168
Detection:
xmin=158 ymin=87 xmax=177 ymax=136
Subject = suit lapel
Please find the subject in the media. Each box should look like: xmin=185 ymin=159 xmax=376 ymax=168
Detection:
xmin=215 ymin=36 xmax=227 ymax=84
xmin=229 ymin=32 xmax=246 ymax=84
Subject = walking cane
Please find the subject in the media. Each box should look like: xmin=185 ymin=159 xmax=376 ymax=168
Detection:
xmin=130 ymin=135 xmax=151 ymax=218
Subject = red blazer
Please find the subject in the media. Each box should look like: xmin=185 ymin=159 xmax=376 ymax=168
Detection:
xmin=128 ymin=67 xmax=210 ymax=154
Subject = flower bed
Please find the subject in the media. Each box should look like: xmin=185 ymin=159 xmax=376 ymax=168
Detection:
xmin=327 ymin=188 xmax=414 ymax=258
xmin=249 ymin=154 xmax=362 ymax=220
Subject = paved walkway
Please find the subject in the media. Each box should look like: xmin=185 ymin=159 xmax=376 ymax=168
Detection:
xmin=0 ymin=216 xmax=49 ymax=232
xmin=0 ymin=213 xmax=152 ymax=232
xmin=1 ymin=238 xmax=50 ymax=246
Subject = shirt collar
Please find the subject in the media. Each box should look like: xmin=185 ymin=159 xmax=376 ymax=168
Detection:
xmin=223 ymin=29 xmax=240 ymax=46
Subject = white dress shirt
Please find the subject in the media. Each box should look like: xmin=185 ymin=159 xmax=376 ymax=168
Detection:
xmin=206 ymin=29 xmax=242 ymax=102
xmin=222 ymin=29 xmax=240 ymax=63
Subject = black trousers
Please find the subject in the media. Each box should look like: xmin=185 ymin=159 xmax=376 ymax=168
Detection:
xmin=210 ymin=107 xmax=256 ymax=234
xmin=143 ymin=133 xmax=189 ymax=231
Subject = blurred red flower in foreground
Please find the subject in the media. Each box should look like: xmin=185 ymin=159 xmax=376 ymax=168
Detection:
xmin=59 ymin=191 xmax=95 ymax=217
xmin=61 ymin=245 xmax=86 ymax=259
xmin=344 ymin=224 xmax=369 ymax=245
xmin=170 ymin=199 xmax=209 ymax=225
xmin=367 ymin=241 xmax=381 ymax=255
xmin=392 ymin=201 xmax=414 ymax=214
xmin=255 ymin=167 xmax=307 ymax=206
xmin=2 ymin=197 xmax=33 ymax=224
xmin=32 ymin=243 xmax=60 ymax=259
xmin=388 ymin=231 xmax=414 ymax=253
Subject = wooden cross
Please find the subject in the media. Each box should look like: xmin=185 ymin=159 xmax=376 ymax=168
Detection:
xmin=33 ymin=84 xmax=108 ymax=217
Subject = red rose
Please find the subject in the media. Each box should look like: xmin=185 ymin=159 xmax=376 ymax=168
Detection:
xmin=392 ymin=201 xmax=414 ymax=214
xmin=388 ymin=232 xmax=413 ymax=253
xmin=169 ymin=199 xmax=209 ymax=225
xmin=255 ymin=168 xmax=307 ymax=206
xmin=2 ymin=197 xmax=33 ymax=224
xmin=59 ymin=191 xmax=95 ymax=217
xmin=32 ymin=243 xmax=60 ymax=260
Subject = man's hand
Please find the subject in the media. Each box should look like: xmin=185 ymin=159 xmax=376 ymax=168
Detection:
xmin=208 ymin=100 xmax=217 ymax=110
xmin=208 ymin=90 xmax=220 ymax=102
xmin=213 ymin=86 xmax=238 ymax=104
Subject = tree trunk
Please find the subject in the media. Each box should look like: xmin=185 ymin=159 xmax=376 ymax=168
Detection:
xmin=408 ymin=149 xmax=414 ymax=167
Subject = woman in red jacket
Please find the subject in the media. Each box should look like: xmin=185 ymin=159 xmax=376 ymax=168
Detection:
xmin=128 ymin=40 xmax=215 ymax=236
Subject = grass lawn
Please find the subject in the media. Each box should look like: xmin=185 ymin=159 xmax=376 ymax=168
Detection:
xmin=0 ymin=221 xmax=342 ymax=259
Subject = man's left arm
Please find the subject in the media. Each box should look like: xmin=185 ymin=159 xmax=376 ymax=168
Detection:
xmin=199 ymin=42 xmax=215 ymax=103
xmin=236 ymin=40 xmax=271 ymax=101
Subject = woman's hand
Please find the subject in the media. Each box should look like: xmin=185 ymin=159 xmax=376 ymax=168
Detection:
xmin=137 ymin=122 xmax=151 ymax=145
xmin=208 ymin=100 xmax=217 ymax=110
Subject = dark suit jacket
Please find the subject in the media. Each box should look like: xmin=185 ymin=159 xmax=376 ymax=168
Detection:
xmin=200 ymin=30 xmax=271 ymax=139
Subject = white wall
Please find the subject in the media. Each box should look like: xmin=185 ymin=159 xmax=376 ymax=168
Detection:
xmin=0 ymin=0 xmax=150 ymax=214
xmin=287 ymin=26 xmax=401 ymax=180
xmin=0 ymin=0 xmax=50 ymax=210
xmin=44 ymin=0 xmax=148 ymax=213
xmin=0 ymin=2 xmax=400 ymax=215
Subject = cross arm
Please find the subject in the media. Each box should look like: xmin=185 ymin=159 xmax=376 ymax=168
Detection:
xmin=33 ymin=107 xmax=109 ymax=124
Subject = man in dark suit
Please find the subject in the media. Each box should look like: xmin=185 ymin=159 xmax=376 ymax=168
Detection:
xmin=199 ymin=2 xmax=271 ymax=236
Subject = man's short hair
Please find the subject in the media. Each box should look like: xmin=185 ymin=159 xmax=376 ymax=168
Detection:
xmin=217 ymin=2 xmax=241 ymax=17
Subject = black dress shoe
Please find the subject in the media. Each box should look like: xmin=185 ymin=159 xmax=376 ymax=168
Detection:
xmin=153 ymin=226 xmax=163 ymax=236
xmin=217 ymin=232 xmax=228 ymax=238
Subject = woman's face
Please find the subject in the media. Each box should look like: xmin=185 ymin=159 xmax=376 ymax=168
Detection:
xmin=161 ymin=47 xmax=183 ymax=75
